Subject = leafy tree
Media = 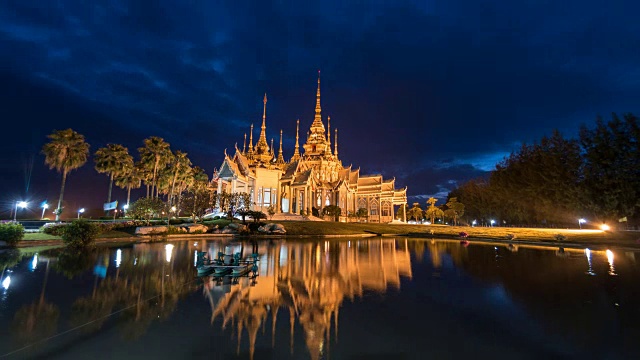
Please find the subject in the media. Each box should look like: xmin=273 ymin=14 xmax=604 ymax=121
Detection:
xmin=266 ymin=205 xmax=276 ymax=220
xmin=41 ymin=129 xmax=90 ymax=220
xmin=408 ymin=203 xmax=424 ymax=223
xmin=248 ymin=210 xmax=267 ymax=223
xmin=355 ymin=208 xmax=368 ymax=221
xmin=129 ymin=197 xmax=166 ymax=224
xmin=94 ymin=144 xmax=132 ymax=209
xmin=138 ymin=137 xmax=172 ymax=199
xmin=217 ymin=191 xmax=251 ymax=221
xmin=445 ymin=197 xmax=465 ymax=225
xmin=424 ymin=198 xmax=441 ymax=224
xmin=322 ymin=205 xmax=342 ymax=221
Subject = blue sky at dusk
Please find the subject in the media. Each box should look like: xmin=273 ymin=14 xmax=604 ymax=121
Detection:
xmin=1 ymin=0 xmax=639 ymax=215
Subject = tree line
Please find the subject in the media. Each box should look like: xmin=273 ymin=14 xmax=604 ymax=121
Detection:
xmin=448 ymin=113 xmax=640 ymax=228
xmin=41 ymin=128 xmax=224 ymax=222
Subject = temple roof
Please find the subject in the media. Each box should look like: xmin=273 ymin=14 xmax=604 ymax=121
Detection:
xmin=281 ymin=160 xmax=300 ymax=180
xmin=292 ymin=168 xmax=313 ymax=186
xmin=358 ymin=175 xmax=382 ymax=187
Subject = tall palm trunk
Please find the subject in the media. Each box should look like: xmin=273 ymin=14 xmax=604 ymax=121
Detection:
xmin=56 ymin=170 xmax=68 ymax=221
xmin=105 ymin=173 xmax=114 ymax=215
xmin=127 ymin=186 xmax=132 ymax=206
xmin=107 ymin=173 xmax=114 ymax=203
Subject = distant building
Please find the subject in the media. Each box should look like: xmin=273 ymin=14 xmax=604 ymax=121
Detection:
xmin=213 ymin=73 xmax=407 ymax=222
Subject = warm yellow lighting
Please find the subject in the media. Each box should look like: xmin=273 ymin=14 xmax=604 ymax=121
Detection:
xmin=600 ymin=224 xmax=610 ymax=231
xmin=606 ymin=249 xmax=614 ymax=264
xmin=165 ymin=244 xmax=174 ymax=262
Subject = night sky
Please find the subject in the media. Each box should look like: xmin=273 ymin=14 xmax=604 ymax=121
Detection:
xmin=2 ymin=1 xmax=639 ymax=218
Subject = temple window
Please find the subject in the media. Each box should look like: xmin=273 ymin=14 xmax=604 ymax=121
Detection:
xmin=371 ymin=200 xmax=378 ymax=216
xmin=325 ymin=194 xmax=330 ymax=206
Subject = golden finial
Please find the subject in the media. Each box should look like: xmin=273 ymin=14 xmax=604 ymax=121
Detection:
xmin=248 ymin=124 xmax=254 ymax=154
xmin=327 ymin=116 xmax=332 ymax=151
xmin=291 ymin=119 xmax=300 ymax=161
xmin=334 ymin=128 xmax=338 ymax=157
xmin=243 ymin=133 xmax=247 ymax=153
xmin=277 ymin=129 xmax=285 ymax=164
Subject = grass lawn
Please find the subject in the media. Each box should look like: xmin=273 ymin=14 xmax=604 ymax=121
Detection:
xmin=278 ymin=221 xmax=639 ymax=245
xmin=23 ymin=230 xmax=135 ymax=241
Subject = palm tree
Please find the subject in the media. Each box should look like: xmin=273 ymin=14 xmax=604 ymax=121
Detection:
xmin=115 ymin=161 xmax=142 ymax=207
xmin=41 ymin=129 xmax=90 ymax=220
xmin=138 ymin=137 xmax=172 ymax=199
xmin=169 ymin=151 xmax=192 ymax=206
xmin=94 ymin=144 xmax=132 ymax=208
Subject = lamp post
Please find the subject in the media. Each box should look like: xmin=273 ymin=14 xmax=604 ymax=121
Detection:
xmin=490 ymin=219 xmax=495 ymax=227
xmin=14 ymin=201 xmax=27 ymax=222
xmin=77 ymin=208 xmax=85 ymax=219
xmin=41 ymin=203 xmax=49 ymax=220
xmin=578 ymin=218 xmax=586 ymax=229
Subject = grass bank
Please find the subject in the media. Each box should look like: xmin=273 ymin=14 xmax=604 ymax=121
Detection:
xmin=16 ymin=221 xmax=640 ymax=249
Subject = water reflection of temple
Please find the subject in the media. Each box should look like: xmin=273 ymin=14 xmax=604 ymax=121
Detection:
xmin=201 ymin=238 xmax=412 ymax=360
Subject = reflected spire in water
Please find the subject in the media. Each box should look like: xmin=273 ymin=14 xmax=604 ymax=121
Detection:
xmin=203 ymin=238 xmax=413 ymax=360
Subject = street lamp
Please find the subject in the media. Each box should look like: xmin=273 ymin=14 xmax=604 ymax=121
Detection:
xmin=41 ymin=203 xmax=49 ymax=220
xmin=490 ymin=219 xmax=496 ymax=227
xmin=472 ymin=220 xmax=477 ymax=227
xmin=77 ymin=208 xmax=85 ymax=219
xmin=14 ymin=201 xmax=27 ymax=222
xmin=578 ymin=218 xmax=586 ymax=229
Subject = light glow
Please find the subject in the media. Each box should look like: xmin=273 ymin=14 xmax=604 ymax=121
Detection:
xmin=115 ymin=249 xmax=122 ymax=268
xmin=2 ymin=276 xmax=10 ymax=290
xmin=165 ymin=244 xmax=174 ymax=262
xmin=606 ymin=249 xmax=616 ymax=275
xmin=31 ymin=254 xmax=38 ymax=270
xmin=600 ymin=224 xmax=610 ymax=231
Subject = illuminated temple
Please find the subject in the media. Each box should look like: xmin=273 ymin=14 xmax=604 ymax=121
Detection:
xmin=213 ymin=73 xmax=408 ymax=222
xmin=202 ymin=239 xmax=413 ymax=360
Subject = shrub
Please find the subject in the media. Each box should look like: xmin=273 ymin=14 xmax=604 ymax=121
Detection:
xmin=41 ymin=222 xmax=68 ymax=236
xmin=458 ymin=231 xmax=469 ymax=238
xmin=0 ymin=222 xmax=24 ymax=246
xmin=61 ymin=220 xmax=102 ymax=247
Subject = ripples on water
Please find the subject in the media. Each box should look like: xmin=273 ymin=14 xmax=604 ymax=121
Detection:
xmin=0 ymin=238 xmax=639 ymax=359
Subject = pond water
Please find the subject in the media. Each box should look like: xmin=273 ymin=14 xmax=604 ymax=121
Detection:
xmin=0 ymin=238 xmax=639 ymax=359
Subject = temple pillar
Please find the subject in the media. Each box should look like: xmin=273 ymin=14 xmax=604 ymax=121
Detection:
xmin=277 ymin=185 xmax=282 ymax=213
xmin=403 ymin=202 xmax=407 ymax=222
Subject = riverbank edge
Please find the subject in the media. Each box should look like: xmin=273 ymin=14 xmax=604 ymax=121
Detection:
xmin=9 ymin=231 xmax=640 ymax=252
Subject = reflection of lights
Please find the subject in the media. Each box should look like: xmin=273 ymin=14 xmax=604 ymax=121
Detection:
xmin=606 ymin=249 xmax=616 ymax=275
xmin=600 ymin=224 xmax=610 ymax=231
xmin=194 ymin=250 xmax=198 ymax=267
xmin=134 ymin=257 xmax=138 ymax=266
xmin=585 ymin=248 xmax=595 ymax=275
xmin=165 ymin=244 xmax=174 ymax=262
xmin=348 ymin=241 xmax=351 ymax=248
xmin=31 ymin=254 xmax=38 ymax=270
xmin=325 ymin=241 xmax=329 ymax=252
xmin=194 ymin=242 xmax=198 ymax=247
xmin=115 ymin=249 xmax=122 ymax=268
xmin=2 ymin=276 xmax=10 ymax=290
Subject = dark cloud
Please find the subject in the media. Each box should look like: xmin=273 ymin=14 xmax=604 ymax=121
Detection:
xmin=1 ymin=0 xmax=639 ymax=212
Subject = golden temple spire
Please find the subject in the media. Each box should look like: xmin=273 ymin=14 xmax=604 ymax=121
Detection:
xmin=277 ymin=129 xmax=285 ymax=164
xmin=270 ymin=138 xmax=274 ymax=156
xmin=326 ymin=116 xmax=332 ymax=155
xmin=291 ymin=119 xmax=301 ymax=161
xmin=248 ymin=124 xmax=254 ymax=155
xmin=243 ymin=133 xmax=247 ymax=154
xmin=334 ymin=128 xmax=338 ymax=158
xmin=310 ymin=70 xmax=325 ymax=132
xmin=255 ymin=93 xmax=270 ymax=155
